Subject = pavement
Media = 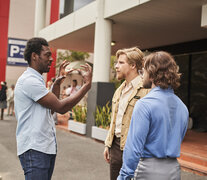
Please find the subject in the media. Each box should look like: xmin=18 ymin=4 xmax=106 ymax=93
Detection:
xmin=0 ymin=115 xmax=207 ymax=180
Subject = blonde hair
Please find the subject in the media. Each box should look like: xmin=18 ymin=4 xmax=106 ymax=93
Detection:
xmin=116 ymin=47 xmax=144 ymax=71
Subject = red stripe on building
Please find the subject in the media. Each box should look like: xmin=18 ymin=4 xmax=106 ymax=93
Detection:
xmin=0 ymin=0 xmax=10 ymax=84
xmin=47 ymin=0 xmax=60 ymax=82
xmin=50 ymin=0 xmax=60 ymax=24
xmin=47 ymin=48 xmax=57 ymax=82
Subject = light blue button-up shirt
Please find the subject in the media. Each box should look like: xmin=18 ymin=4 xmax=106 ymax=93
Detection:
xmin=118 ymin=86 xmax=189 ymax=180
xmin=15 ymin=67 xmax=56 ymax=156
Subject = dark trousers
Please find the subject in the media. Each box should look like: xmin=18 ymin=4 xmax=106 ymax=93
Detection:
xmin=109 ymin=136 xmax=123 ymax=180
xmin=19 ymin=149 xmax=56 ymax=180
xmin=1 ymin=109 xmax=4 ymax=120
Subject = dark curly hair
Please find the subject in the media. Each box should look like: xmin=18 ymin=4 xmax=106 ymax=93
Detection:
xmin=143 ymin=51 xmax=181 ymax=90
xmin=24 ymin=37 xmax=49 ymax=65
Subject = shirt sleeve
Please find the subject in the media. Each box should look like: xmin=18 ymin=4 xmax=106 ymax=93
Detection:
xmin=118 ymin=100 xmax=151 ymax=180
xmin=182 ymin=109 xmax=189 ymax=141
xmin=22 ymin=76 xmax=49 ymax=102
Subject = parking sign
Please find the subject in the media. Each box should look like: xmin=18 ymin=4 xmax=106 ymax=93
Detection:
xmin=7 ymin=38 xmax=28 ymax=66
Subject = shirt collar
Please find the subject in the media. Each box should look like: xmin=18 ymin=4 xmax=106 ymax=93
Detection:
xmin=27 ymin=67 xmax=44 ymax=80
xmin=151 ymin=86 xmax=174 ymax=93
xmin=130 ymin=75 xmax=142 ymax=89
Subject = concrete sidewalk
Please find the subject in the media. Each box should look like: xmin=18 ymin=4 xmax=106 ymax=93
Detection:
xmin=0 ymin=115 xmax=207 ymax=180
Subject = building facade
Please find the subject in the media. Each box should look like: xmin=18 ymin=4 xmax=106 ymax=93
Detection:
xmin=1 ymin=0 xmax=207 ymax=131
xmin=0 ymin=0 xmax=58 ymax=87
xmin=0 ymin=0 xmax=36 ymax=86
xmin=38 ymin=0 xmax=207 ymax=131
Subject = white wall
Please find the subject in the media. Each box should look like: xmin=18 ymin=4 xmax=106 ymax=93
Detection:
xmin=8 ymin=0 xmax=36 ymax=39
xmin=45 ymin=0 xmax=52 ymax=27
xmin=6 ymin=66 xmax=27 ymax=86
xmin=104 ymin=0 xmax=150 ymax=18
xmin=6 ymin=0 xmax=36 ymax=86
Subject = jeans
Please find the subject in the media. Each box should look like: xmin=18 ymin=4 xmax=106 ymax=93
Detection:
xmin=19 ymin=149 xmax=56 ymax=180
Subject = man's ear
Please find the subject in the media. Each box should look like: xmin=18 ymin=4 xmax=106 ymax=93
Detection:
xmin=130 ymin=63 xmax=136 ymax=70
xmin=31 ymin=52 xmax=38 ymax=62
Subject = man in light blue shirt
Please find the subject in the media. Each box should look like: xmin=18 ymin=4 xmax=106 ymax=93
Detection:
xmin=118 ymin=51 xmax=189 ymax=180
xmin=15 ymin=37 xmax=92 ymax=180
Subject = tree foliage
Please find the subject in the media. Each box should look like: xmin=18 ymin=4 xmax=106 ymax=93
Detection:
xmin=56 ymin=50 xmax=90 ymax=68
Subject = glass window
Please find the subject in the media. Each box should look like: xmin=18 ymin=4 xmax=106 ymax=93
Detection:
xmin=59 ymin=0 xmax=65 ymax=15
xmin=191 ymin=52 xmax=207 ymax=131
xmin=59 ymin=0 xmax=95 ymax=19
xmin=74 ymin=0 xmax=94 ymax=11
xmin=174 ymin=55 xmax=189 ymax=107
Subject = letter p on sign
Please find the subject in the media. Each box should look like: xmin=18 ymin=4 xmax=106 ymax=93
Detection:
xmin=10 ymin=45 xmax=20 ymax=57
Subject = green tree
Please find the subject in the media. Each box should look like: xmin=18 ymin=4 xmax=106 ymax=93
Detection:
xmin=56 ymin=50 xmax=90 ymax=70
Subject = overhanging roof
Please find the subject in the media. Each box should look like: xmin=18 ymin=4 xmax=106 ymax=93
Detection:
xmin=44 ymin=0 xmax=207 ymax=54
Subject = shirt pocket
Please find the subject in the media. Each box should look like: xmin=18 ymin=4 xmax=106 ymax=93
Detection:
xmin=125 ymin=97 xmax=139 ymax=118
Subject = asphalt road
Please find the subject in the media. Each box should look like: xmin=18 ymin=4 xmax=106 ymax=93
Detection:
xmin=0 ymin=116 xmax=206 ymax=180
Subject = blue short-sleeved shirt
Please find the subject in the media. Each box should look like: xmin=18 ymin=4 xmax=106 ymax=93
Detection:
xmin=15 ymin=67 xmax=56 ymax=156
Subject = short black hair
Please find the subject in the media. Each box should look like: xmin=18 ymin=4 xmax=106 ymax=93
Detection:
xmin=24 ymin=37 xmax=49 ymax=65
xmin=72 ymin=79 xmax=77 ymax=84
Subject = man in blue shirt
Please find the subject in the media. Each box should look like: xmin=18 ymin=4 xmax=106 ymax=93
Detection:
xmin=15 ymin=37 xmax=92 ymax=180
xmin=118 ymin=51 xmax=189 ymax=180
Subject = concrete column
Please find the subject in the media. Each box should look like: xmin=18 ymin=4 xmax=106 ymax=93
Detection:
xmin=92 ymin=0 xmax=112 ymax=82
xmin=86 ymin=0 xmax=115 ymax=137
xmin=86 ymin=82 xmax=115 ymax=137
xmin=34 ymin=0 xmax=46 ymax=36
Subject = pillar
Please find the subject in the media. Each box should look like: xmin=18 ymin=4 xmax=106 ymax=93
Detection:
xmin=92 ymin=0 xmax=112 ymax=82
xmin=86 ymin=0 xmax=115 ymax=137
xmin=34 ymin=0 xmax=46 ymax=37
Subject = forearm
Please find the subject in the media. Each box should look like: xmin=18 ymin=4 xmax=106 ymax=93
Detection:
xmin=52 ymin=82 xmax=61 ymax=99
xmin=38 ymin=62 xmax=92 ymax=114
xmin=58 ymin=83 xmax=91 ymax=114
